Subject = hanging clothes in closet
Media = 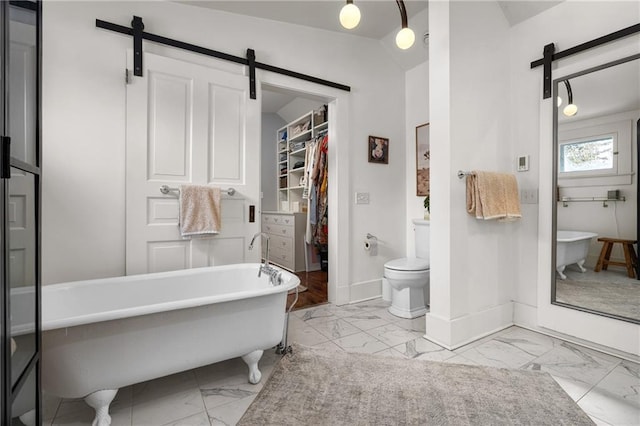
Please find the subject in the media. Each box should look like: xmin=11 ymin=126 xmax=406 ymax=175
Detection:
xmin=304 ymin=133 xmax=328 ymax=249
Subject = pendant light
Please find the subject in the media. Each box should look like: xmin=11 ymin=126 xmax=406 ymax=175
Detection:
xmin=395 ymin=0 xmax=415 ymax=49
xmin=339 ymin=0 xmax=361 ymax=30
xmin=338 ymin=0 xmax=415 ymax=50
xmin=562 ymin=80 xmax=578 ymax=117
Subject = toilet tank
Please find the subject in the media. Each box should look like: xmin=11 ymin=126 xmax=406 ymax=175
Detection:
xmin=412 ymin=219 xmax=430 ymax=262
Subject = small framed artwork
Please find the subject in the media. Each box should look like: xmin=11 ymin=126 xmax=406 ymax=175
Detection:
xmin=368 ymin=136 xmax=389 ymax=164
xmin=416 ymin=123 xmax=430 ymax=196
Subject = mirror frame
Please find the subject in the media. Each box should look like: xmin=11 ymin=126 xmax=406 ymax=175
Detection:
xmin=551 ymin=53 xmax=640 ymax=324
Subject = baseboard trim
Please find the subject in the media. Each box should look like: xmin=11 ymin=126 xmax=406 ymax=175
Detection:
xmin=349 ymin=279 xmax=382 ymax=304
xmin=424 ymin=302 xmax=513 ymax=350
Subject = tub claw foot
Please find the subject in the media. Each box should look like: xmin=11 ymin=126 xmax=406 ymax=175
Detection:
xmin=556 ymin=265 xmax=567 ymax=280
xmin=241 ymin=350 xmax=263 ymax=384
xmin=577 ymin=260 xmax=587 ymax=273
xmin=85 ymin=389 xmax=118 ymax=426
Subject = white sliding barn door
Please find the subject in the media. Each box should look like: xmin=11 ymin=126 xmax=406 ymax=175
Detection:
xmin=125 ymin=52 xmax=260 ymax=275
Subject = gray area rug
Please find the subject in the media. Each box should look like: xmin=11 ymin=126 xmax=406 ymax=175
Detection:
xmin=238 ymin=344 xmax=594 ymax=425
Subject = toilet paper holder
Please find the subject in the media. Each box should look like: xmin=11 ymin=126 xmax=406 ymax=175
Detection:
xmin=364 ymin=233 xmax=378 ymax=254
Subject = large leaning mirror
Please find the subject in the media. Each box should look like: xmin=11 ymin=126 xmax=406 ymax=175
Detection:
xmin=552 ymin=54 xmax=640 ymax=324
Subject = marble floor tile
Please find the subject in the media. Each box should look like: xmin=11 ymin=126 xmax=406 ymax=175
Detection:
xmin=589 ymin=415 xmax=614 ymax=426
xmin=440 ymin=354 xmax=480 ymax=366
xmin=342 ymin=312 xmax=392 ymax=331
xmin=393 ymin=338 xmax=457 ymax=362
xmin=293 ymin=305 xmax=340 ymax=322
xmin=311 ymin=340 xmax=343 ymax=352
xmin=333 ymin=331 xmax=389 ymax=354
xmin=131 ymin=386 xmax=205 ymax=425
xmin=208 ymin=395 xmax=256 ymax=426
xmin=374 ymin=347 xmax=407 ymax=358
xmin=330 ymin=303 xmax=383 ymax=318
xmin=522 ymin=341 xmax=622 ymax=401
xmin=310 ymin=317 xmax=361 ymax=340
xmin=456 ymin=338 xmax=541 ymax=369
xmin=365 ymin=323 xmax=423 ymax=347
xmin=287 ymin=316 xmax=330 ymax=346
xmin=367 ymin=307 xmax=405 ymax=323
xmin=577 ymin=363 xmax=640 ymax=426
xmin=199 ymin=372 xmax=263 ymax=411
xmin=162 ymin=410 xmax=211 ymax=426
xmin=495 ymin=327 xmax=560 ymax=357
xmin=452 ymin=326 xmax=514 ymax=354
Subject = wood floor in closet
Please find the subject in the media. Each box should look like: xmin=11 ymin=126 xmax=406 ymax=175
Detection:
xmin=289 ymin=270 xmax=328 ymax=310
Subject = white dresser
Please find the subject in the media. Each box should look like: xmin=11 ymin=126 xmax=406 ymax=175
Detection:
xmin=261 ymin=212 xmax=307 ymax=272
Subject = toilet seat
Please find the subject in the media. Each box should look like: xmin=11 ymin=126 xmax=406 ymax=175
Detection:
xmin=384 ymin=257 xmax=429 ymax=271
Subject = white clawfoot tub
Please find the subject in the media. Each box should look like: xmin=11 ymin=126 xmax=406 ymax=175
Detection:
xmin=556 ymin=230 xmax=598 ymax=279
xmin=40 ymin=263 xmax=298 ymax=426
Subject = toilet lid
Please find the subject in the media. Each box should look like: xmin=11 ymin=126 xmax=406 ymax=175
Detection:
xmin=385 ymin=257 xmax=430 ymax=271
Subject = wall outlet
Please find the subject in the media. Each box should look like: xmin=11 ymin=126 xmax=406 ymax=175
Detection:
xmin=520 ymin=189 xmax=538 ymax=204
xmin=355 ymin=192 xmax=370 ymax=204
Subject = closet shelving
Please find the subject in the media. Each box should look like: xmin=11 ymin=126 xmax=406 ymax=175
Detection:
xmin=277 ymin=107 xmax=328 ymax=212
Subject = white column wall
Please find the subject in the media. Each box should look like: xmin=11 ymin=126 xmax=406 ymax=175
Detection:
xmin=426 ymin=0 xmax=515 ymax=348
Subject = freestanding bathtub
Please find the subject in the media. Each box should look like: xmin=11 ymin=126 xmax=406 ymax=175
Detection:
xmin=556 ymin=230 xmax=598 ymax=279
xmin=39 ymin=263 xmax=298 ymax=426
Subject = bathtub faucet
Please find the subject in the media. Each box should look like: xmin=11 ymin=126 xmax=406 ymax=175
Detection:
xmin=249 ymin=232 xmax=282 ymax=286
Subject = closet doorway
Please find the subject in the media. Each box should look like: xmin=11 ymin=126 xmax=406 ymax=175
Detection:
xmin=261 ymin=85 xmax=330 ymax=310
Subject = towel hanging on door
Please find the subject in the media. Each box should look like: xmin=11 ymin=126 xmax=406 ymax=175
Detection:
xmin=466 ymin=171 xmax=522 ymax=221
xmin=179 ymin=184 xmax=222 ymax=237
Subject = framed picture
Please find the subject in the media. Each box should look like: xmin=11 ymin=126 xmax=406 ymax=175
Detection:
xmin=368 ymin=136 xmax=389 ymax=164
xmin=416 ymin=123 xmax=429 ymax=196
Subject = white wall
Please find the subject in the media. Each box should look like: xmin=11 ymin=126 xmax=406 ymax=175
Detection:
xmin=405 ymin=61 xmax=429 ymax=256
xmin=276 ymin=98 xmax=324 ymax=124
xmin=426 ymin=0 xmax=515 ymax=349
xmin=261 ymin=113 xmax=286 ymax=212
xmin=42 ymin=1 xmax=406 ymax=293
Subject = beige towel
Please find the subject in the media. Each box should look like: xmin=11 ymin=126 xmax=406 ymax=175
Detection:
xmin=179 ymin=184 xmax=222 ymax=237
xmin=466 ymin=171 xmax=522 ymax=221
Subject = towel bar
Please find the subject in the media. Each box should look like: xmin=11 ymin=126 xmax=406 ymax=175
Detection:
xmin=160 ymin=185 xmax=236 ymax=196
xmin=457 ymin=170 xmax=474 ymax=179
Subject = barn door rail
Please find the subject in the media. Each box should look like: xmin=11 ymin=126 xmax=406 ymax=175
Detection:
xmin=530 ymin=22 xmax=640 ymax=99
xmin=96 ymin=16 xmax=351 ymax=100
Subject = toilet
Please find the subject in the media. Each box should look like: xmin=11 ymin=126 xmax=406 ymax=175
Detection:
xmin=383 ymin=219 xmax=430 ymax=319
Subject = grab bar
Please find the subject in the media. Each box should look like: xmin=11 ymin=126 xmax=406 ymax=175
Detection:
xmin=159 ymin=185 xmax=236 ymax=196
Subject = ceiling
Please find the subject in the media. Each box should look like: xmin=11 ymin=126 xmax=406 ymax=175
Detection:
xmin=177 ymin=1 xmax=564 ymax=39
xmin=178 ymin=1 xmax=429 ymax=40
xmin=175 ymin=1 xmax=564 ymax=112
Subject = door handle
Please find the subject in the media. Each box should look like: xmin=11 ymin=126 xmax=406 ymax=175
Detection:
xmin=1 ymin=136 xmax=11 ymax=179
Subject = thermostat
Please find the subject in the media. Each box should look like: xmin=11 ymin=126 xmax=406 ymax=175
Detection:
xmin=517 ymin=155 xmax=529 ymax=172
